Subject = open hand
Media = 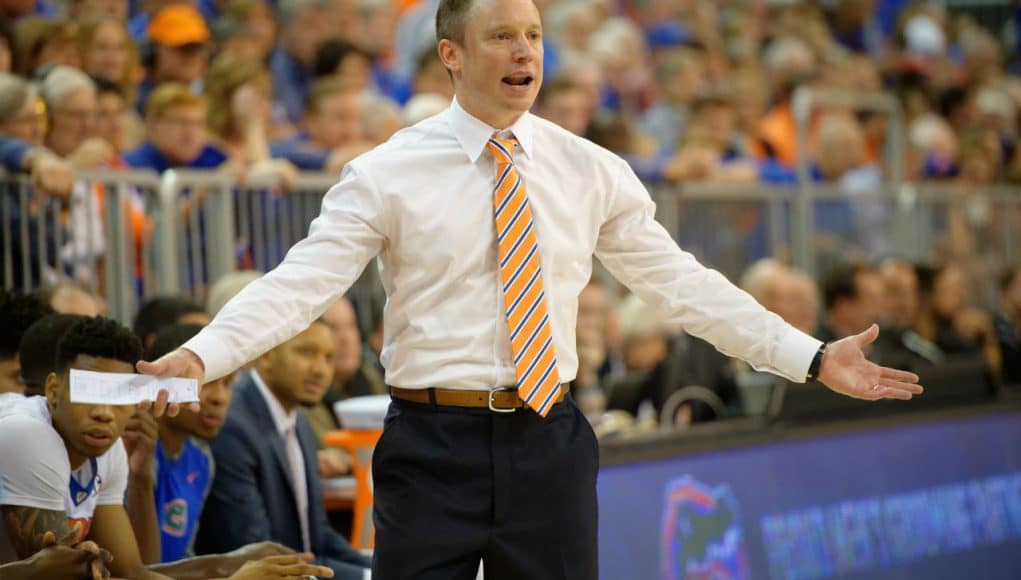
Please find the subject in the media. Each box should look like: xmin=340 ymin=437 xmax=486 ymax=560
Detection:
xmin=227 ymin=553 xmax=333 ymax=579
xmin=136 ymin=348 xmax=205 ymax=417
xmin=28 ymin=151 xmax=74 ymax=200
xmin=818 ymin=324 xmax=924 ymax=401
xmin=122 ymin=410 xmax=158 ymax=476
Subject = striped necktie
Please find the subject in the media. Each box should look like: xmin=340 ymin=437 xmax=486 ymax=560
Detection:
xmin=487 ymin=136 xmax=562 ymax=417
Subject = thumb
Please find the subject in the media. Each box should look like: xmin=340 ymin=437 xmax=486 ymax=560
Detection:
xmin=855 ymin=323 xmax=879 ymax=347
xmin=136 ymin=358 xmax=167 ymax=376
xmin=40 ymin=530 xmax=57 ymax=547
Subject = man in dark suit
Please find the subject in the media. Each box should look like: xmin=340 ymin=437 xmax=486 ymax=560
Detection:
xmin=194 ymin=320 xmax=371 ymax=579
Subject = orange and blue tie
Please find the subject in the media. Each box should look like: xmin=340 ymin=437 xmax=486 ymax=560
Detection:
xmin=487 ymin=136 xmax=562 ymax=417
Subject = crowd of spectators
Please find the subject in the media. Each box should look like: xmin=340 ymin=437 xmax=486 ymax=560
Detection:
xmin=1 ymin=0 xmax=1021 ymax=573
xmin=0 ymin=0 xmax=1018 ymax=186
xmin=1 ymin=0 xmax=1019 ymax=288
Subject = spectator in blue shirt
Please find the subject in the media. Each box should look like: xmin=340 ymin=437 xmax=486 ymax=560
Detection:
xmin=124 ymin=84 xmax=226 ymax=172
xmin=270 ymin=78 xmax=370 ymax=172
xmin=269 ymin=0 xmax=330 ymax=133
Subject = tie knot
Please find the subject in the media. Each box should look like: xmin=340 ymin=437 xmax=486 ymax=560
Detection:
xmin=487 ymin=137 xmax=516 ymax=164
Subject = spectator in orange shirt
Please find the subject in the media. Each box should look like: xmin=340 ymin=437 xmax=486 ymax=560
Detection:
xmin=756 ymin=36 xmax=817 ymax=166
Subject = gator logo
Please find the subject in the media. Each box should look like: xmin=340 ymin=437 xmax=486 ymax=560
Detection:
xmin=68 ymin=516 xmax=92 ymax=542
xmin=161 ymin=499 xmax=188 ymax=538
xmin=660 ymin=475 xmax=749 ymax=580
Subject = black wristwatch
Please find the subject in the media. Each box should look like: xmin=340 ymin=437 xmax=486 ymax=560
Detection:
xmin=806 ymin=344 xmax=827 ymax=381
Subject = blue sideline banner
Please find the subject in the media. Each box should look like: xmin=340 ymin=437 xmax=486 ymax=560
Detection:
xmin=598 ymin=410 xmax=1021 ymax=580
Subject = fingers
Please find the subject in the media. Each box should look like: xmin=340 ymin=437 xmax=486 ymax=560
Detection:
xmin=132 ymin=408 xmax=159 ymax=435
xmin=876 ymin=366 xmax=924 ymax=399
xmin=137 ymin=349 xmax=203 ymax=379
xmin=259 ymin=553 xmax=316 ymax=565
xmin=878 ymin=366 xmax=920 ymax=384
xmin=73 ymin=541 xmax=111 ymax=580
xmin=854 ymin=323 xmax=880 ymax=347
xmin=91 ymin=557 xmax=107 ymax=580
xmin=40 ymin=530 xmax=57 ymax=547
xmin=276 ymin=564 xmax=334 ymax=578
xmin=866 ymin=381 xmax=923 ymax=401
xmin=136 ymin=358 xmax=168 ymax=377
xmin=266 ymin=553 xmax=333 ymax=579
xmin=880 ymin=379 xmax=924 ymax=394
xmin=152 ymin=388 xmax=170 ymax=418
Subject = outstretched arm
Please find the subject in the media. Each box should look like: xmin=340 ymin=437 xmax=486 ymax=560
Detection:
xmin=137 ymin=162 xmax=388 ymax=416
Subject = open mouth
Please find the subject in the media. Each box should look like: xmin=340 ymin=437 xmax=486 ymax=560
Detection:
xmin=83 ymin=429 xmax=112 ymax=447
xmin=502 ymin=74 xmax=535 ymax=89
xmin=200 ymin=414 xmax=223 ymax=428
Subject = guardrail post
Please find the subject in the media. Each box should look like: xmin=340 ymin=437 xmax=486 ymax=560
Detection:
xmin=206 ymin=176 xmax=237 ymax=288
xmin=158 ymin=170 xmax=182 ymax=295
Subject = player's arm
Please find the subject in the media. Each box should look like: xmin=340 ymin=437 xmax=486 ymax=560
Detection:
xmin=88 ymin=504 xmax=171 ymax=579
xmin=0 ymin=505 xmax=80 ymax=558
xmin=148 ymin=554 xmax=238 ymax=579
xmin=0 ymin=415 xmax=82 ymax=559
xmin=149 ymin=542 xmax=296 ymax=579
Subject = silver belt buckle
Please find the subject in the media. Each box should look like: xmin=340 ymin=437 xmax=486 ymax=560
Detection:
xmin=488 ymin=386 xmax=519 ymax=413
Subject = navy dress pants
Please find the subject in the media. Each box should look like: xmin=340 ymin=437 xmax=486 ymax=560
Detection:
xmin=371 ymin=394 xmax=599 ymax=579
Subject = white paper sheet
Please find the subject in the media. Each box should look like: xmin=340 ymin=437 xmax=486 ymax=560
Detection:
xmin=69 ymin=369 xmax=199 ymax=405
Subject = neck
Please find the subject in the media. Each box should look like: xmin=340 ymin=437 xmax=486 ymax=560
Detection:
xmin=65 ymin=448 xmax=87 ymax=471
xmin=158 ymin=422 xmax=189 ymax=456
xmin=456 ymin=96 xmax=522 ymax=131
xmin=277 ymin=398 xmax=295 ymax=414
xmin=269 ymin=385 xmax=296 ymax=414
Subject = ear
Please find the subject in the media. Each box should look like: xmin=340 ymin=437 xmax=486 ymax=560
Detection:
xmin=44 ymin=372 xmax=60 ymax=407
xmin=437 ymin=39 xmax=461 ymax=79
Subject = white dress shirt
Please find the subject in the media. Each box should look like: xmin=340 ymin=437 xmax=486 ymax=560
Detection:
xmin=250 ymin=370 xmax=310 ymax=552
xmin=186 ymin=98 xmax=821 ymax=389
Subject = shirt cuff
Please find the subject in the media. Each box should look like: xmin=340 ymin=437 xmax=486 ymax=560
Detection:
xmin=182 ymin=329 xmax=235 ymax=383
xmin=772 ymin=326 xmax=824 ymax=383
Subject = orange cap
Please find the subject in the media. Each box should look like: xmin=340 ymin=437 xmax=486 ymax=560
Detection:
xmin=148 ymin=5 xmax=210 ymax=47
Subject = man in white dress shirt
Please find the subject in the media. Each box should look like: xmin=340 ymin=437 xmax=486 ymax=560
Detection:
xmin=139 ymin=0 xmax=923 ymax=577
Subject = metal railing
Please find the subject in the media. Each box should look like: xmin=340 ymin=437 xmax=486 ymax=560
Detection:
xmin=792 ymin=87 xmax=906 ymax=276
xmin=4 ymin=169 xmax=1019 ymax=323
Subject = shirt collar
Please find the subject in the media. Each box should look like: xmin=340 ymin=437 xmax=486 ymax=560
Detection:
xmin=250 ymin=369 xmax=297 ymax=436
xmin=449 ymin=97 xmax=534 ymax=163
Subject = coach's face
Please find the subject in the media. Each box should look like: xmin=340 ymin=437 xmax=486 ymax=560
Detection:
xmin=440 ymin=0 xmax=543 ymax=129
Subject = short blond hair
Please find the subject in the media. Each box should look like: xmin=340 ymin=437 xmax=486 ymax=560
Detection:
xmin=144 ymin=83 xmax=205 ymax=121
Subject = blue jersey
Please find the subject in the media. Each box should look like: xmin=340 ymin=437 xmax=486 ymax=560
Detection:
xmin=153 ymin=438 xmax=214 ymax=562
